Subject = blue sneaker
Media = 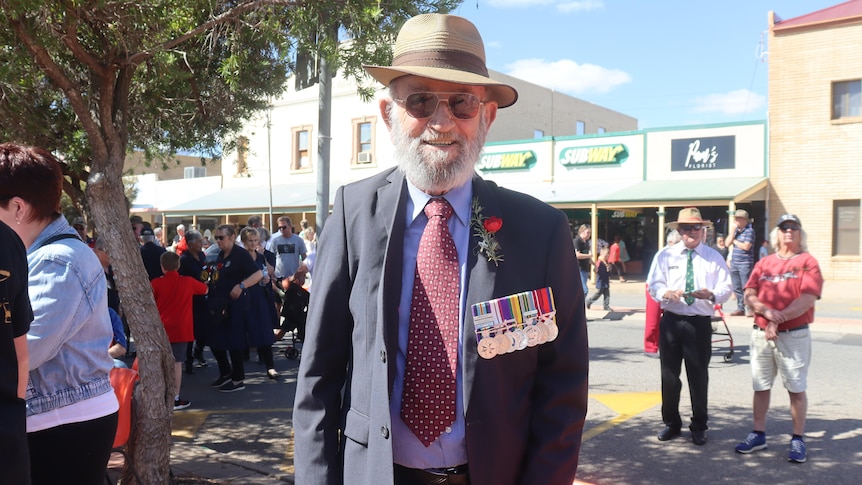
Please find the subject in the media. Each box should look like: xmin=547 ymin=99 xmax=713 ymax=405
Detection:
xmin=788 ymin=438 xmax=807 ymax=463
xmin=735 ymin=432 xmax=767 ymax=454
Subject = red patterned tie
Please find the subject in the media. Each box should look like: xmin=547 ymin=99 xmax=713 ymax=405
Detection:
xmin=401 ymin=198 xmax=460 ymax=447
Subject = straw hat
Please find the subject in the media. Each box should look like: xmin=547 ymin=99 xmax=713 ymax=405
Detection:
xmin=667 ymin=207 xmax=713 ymax=229
xmin=363 ymin=14 xmax=518 ymax=108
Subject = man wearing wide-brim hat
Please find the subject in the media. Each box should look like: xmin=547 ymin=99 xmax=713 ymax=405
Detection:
xmin=725 ymin=209 xmax=756 ymax=316
xmin=647 ymin=207 xmax=732 ymax=446
xmin=293 ymin=13 xmax=588 ymax=485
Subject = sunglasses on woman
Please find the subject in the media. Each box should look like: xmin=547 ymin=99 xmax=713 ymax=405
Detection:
xmin=394 ymin=92 xmax=484 ymax=120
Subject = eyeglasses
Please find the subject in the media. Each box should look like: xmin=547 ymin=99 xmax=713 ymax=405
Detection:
xmin=393 ymin=92 xmax=484 ymax=120
xmin=778 ymin=224 xmax=800 ymax=232
xmin=278 ymin=226 xmax=289 ymax=231
xmin=677 ymin=224 xmax=703 ymax=233
xmin=214 ymin=235 xmax=227 ymax=240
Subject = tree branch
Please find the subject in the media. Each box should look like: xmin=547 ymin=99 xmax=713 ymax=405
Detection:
xmin=60 ymin=7 xmax=108 ymax=79
xmin=126 ymin=0 xmax=311 ymax=66
xmin=6 ymin=14 xmax=109 ymax=163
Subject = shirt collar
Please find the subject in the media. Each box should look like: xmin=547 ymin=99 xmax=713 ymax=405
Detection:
xmin=675 ymin=242 xmax=703 ymax=256
xmin=405 ymin=178 xmax=472 ymax=228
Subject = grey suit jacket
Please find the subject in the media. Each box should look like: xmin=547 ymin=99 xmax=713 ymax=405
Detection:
xmin=293 ymin=168 xmax=589 ymax=485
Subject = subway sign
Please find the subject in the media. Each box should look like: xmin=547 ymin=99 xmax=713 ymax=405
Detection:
xmin=477 ymin=150 xmax=537 ymax=171
xmin=559 ymin=144 xmax=628 ymax=167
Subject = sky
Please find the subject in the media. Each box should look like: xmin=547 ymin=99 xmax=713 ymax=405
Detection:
xmin=448 ymin=0 xmax=844 ymax=129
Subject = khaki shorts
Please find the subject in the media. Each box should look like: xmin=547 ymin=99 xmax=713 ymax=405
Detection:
xmin=750 ymin=326 xmax=811 ymax=393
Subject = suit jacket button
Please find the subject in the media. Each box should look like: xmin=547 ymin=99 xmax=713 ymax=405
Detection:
xmin=381 ymin=426 xmax=390 ymax=439
xmin=380 ymin=350 xmax=386 ymax=363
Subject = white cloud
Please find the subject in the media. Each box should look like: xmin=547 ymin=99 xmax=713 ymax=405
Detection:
xmin=505 ymin=58 xmax=631 ymax=95
xmin=485 ymin=0 xmax=604 ymax=11
xmin=486 ymin=0 xmax=555 ymax=7
xmin=557 ymin=1 xmax=605 ymax=13
xmin=691 ymin=89 xmax=766 ymax=115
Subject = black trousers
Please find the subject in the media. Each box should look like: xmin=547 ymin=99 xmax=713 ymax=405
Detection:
xmin=28 ymin=411 xmax=118 ymax=485
xmin=659 ymin=311 xmax=712 ymax=432
xmin=212 ymin=349 xmax=245 ymax=382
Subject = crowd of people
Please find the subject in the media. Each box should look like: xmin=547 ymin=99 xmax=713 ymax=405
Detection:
xmin=0 ymin=140 xmax=314 ymax=482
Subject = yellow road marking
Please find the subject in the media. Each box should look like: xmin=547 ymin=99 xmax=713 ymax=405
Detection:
xmin=583 ymin=391 xmax=661 ymax=441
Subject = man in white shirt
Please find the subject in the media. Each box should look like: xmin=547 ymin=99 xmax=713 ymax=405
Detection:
xmin=647 ymin=207 xmax=732 ymax=446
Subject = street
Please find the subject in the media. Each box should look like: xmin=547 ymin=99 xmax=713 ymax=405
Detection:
xmin=168 ymin=279 xmax=862 ymax=484
xmin=579 ymin=309 xmax=862 ymax=485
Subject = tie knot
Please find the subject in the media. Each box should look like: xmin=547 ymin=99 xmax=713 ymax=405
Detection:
xmin=425 ymin=198 xmax=454 ymax=220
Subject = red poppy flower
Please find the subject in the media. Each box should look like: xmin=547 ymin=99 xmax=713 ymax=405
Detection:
xmin=483 ymin=216 xmax=503 ymax=233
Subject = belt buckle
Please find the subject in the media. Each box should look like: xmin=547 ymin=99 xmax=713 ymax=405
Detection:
xmin=428 ymin=464 xmax=467 ymax=476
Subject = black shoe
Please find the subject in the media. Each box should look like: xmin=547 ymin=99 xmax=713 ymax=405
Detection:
xmin=658 ymin=426 xmax=682 ymax=441
xmin=184 ymin=363 xmax=195 ymax=374
xmin=218 ymin=380 xmax=245 ymax=393
xmin=211 ymin=375 xmax=231 ymax=387
xmin=692 ymin=430 xmax=708 ymax=446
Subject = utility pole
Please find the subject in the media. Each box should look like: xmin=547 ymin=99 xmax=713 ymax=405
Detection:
xmin=316 ymin=54 xmax=331 ymax=234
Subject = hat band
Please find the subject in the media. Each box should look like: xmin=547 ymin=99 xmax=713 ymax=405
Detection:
xmin=392 ymin=49 xmax=489 ymax=78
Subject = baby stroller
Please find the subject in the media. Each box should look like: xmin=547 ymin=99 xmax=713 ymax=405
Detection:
xmin=711 ymin=304 xmax=734 ymax=362
xmin=280 ymin=282 xmax=309 ymax=360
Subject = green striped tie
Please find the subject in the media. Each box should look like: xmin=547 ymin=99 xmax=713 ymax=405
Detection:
xmin=685 ymin=249 xmax=695 ymax=305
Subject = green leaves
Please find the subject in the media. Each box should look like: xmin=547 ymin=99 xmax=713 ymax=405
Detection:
xmin=0 ymin=0 xmax=460 ymax=167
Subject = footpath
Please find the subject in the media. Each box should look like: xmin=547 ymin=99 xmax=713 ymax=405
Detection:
xmin=153 ymin=278 xmax=859 ymax=484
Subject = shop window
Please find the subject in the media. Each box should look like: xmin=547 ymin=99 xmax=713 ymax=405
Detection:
xmin=833 ymin=200 xmax=860 ymax=256
xmin=597 ymin=127 xmax=606 ymax=134
xmin=352 ymin=117 xmax=376 ymax=166
xmin=291 ymin=127 xmax=312 ymax=171
xmin=576 ymin=121 xmax=585 ymax=135
xmin=832 ymin=80 xmax=861 ymax=119
xmin=184 ymin=166 xmax=206 ymax=178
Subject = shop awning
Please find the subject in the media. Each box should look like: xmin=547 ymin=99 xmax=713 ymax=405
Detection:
xmin=595 ymin=177 xmax=768 ymax=208
xmin=159 ymin=182 xmax=328 ymax=216
xmin=153 ymin=176 xmax=768 ymax=216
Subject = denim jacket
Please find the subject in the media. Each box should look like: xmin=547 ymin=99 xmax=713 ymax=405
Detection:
xmin=25 ymin=217 xmax=114 ymax=416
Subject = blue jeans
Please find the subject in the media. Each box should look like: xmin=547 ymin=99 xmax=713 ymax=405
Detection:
xmin=730 ymin=264 xmax=752 ymax=312
xmin=579 ymin=269 xmax=590 ymax=299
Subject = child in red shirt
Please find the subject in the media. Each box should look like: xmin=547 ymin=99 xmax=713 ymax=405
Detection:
xmin=152 ymin=252 xmax=208 ymax=410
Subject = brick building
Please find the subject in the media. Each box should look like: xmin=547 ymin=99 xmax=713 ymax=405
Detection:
xmin=768 ymin=1 xmax=862 ymax=280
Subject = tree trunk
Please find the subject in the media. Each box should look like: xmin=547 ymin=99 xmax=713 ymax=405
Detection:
xmin=88 ymin=153 xmax=175 ymax=485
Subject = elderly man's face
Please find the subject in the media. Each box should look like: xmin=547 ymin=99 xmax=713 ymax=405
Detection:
xmin=382 ymin=76 xmax=498 ymax=195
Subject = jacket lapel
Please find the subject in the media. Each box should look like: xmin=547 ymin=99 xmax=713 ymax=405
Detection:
xmin=462 ymin=176 xmax=500 ymax=413
xmin=378 ymin=169 xmax=407 ymax=392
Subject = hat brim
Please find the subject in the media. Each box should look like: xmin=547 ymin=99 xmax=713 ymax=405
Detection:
xmin=667 ymin=220 xmax=713 ymax=230
xmin=363 ymin=65 xmax=518 ymax=108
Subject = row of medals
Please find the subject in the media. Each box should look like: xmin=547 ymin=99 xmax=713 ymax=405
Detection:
xmin=476 ymin=312 xmax=558 ymax=360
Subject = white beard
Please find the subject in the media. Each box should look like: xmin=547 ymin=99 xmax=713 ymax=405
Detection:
xmin=389 ymin=109 xmax=488 ymax=194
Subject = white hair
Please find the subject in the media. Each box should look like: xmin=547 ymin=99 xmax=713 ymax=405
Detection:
xmin=770 ymin=226 xmax=808 ymax=252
